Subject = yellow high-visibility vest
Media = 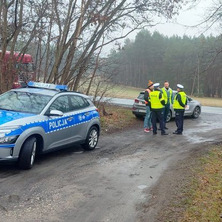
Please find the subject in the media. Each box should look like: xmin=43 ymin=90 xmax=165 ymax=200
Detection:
xmin=149 ymin=90 xmax=164 ymax=109
xmin=162 ymin=87 xmax=173 ymax=104
xmin=173 ymin=91 xmax=187 ymax=109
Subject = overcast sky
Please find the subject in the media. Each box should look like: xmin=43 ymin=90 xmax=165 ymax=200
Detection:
xmin=105 ymin=0 xmax=219 ymax=54
xmin=147 ymin=0 xmax=218 ymax=37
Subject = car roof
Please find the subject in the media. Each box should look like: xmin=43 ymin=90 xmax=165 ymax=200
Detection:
xmin=12 ymin=87 xmax=59 ymax=96
xmin=11 ymin=87 xmax=89 ymax=98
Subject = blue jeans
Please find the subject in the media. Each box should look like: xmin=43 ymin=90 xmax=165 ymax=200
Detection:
xmin=144 ymin=106 xmax=152 ymax=129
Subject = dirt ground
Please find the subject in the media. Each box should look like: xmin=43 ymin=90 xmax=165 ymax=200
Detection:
xmin=0 ymin=112 xmax=222 ymax=222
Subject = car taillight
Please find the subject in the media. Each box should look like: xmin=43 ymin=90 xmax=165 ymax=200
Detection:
xmin=134 ymin=99 xmax=139 ymax=103
xmin=12 ymin=82 xmax=21 ymax=89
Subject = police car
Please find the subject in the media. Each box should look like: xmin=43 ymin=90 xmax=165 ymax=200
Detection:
xmin=0 ymin=82 xmax=100 ymax=169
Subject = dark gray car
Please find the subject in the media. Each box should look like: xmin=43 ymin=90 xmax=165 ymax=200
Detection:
xmin=132 ymin=91 xmax=201 ymax=122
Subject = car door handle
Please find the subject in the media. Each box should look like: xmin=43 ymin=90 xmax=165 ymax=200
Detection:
xmin=67 ymin=116 xmax=73 ymax=121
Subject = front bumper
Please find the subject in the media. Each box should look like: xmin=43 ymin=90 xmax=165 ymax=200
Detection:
xmin=0 ymin=146 xmax=18 ymax=163
xmin=0 ymin=156 xmax=18 ymax=163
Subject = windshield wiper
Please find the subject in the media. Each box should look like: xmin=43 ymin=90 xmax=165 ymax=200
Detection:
xmin=0 ymin=108 xmax=15 ymax=111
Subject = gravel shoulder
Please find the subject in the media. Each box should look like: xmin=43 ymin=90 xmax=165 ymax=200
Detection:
xmin=0 ymin=113 xmax=222 ymax=222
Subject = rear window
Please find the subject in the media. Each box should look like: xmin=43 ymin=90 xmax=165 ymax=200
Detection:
xmin=138 ymin=92 xmax=144 ymax=100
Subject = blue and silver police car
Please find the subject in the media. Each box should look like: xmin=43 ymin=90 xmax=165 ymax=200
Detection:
xmin=0 ymin=82 xmax=100 ymax=169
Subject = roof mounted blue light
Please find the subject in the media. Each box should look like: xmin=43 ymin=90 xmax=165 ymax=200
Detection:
xmin=28 ymin=81 xmax=68 ymax=91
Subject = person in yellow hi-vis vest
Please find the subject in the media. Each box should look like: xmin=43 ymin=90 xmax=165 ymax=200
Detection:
xmin=161 ymin=81 xmax=173 ymax=129
xmin=173 ymin=84 xmax=187 ymax=135
xmin=149 ymin=83 xmax=168 ymax=136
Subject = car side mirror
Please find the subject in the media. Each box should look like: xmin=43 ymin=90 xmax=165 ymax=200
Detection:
xmin=187 ymin=97 xmax=192 ymax=102
xmin=47 ymin=110 xmax=64 ymax=116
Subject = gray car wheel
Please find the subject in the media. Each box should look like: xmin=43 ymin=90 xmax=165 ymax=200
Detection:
xmin=166 ymin=110 xmax=172 ymax=122
xmin=192 ymin=106 xmax=201 ymax=118
xmin=82 ymin=126 xmax=99 ymax=151
xmin=18 ymin=137 xmax=37 ymax=170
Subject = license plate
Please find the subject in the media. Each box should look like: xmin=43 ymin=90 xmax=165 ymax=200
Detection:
xmin=138 ymin=109 xmax=146 ymax=113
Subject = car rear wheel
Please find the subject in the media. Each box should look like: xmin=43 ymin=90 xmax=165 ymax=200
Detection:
xmin=82 ymin=126 xmax=99 ymax=151
xmin=192 ymin=106 xmax=201 ymax=118
xmin=135 ymin=114 xmax=143 ymax=119
xmin=18 ymin=137 xmax=37 ymax=170
xmin=166 ymin=110 xmax=172 ymax=122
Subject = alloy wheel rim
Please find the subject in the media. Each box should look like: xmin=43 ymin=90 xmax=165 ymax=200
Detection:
xmin=30 ymin=142 xmax=37 ymax=166
xmin=89 ymin=130 xmax=98 ymax=148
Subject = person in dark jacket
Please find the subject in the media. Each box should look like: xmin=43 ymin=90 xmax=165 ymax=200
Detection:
xmin=149 ymin=83 xmax=168 ymax=135
xmin=173 ymin=84 xmax=187 ymax=135
xmin=144 ymin=80 xmax=154 ymax=132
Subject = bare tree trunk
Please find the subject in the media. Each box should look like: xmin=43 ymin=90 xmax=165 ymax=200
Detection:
xmin=86 ymin=36 xmax=104 ymax=95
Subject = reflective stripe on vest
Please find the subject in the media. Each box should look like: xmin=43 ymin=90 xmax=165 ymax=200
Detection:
xmin=173 ymin=91 xmax=187 ymax=109
xmin=145 ymin=88 xmax=151 ymax=105
xmin=162 ymin=87 xmax=173 ymax=104
xmin=149 ymin=90 xmax=164 ymax=109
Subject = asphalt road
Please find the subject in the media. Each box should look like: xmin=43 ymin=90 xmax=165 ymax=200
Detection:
xmin=100 ymin=97 xmax=222 ymax=114
xmin=0 ymin=111 xmax=222 ymax=221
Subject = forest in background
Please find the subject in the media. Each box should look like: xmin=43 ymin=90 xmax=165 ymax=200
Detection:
xmin=109 ymin=30 xmax=222 ymax=97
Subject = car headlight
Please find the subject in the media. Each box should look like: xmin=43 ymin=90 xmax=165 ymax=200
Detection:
xmin=0 ymin=126 xmax=21 ymax=144
xmin=0 ymin=135 xmax=18 ymax=144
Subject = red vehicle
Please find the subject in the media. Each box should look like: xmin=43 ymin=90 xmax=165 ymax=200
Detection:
xmin=0 ymin=51 xmax=36 ymax=88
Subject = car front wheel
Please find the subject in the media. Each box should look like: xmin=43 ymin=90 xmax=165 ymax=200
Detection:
xmin=18 ymin=137 xmax=37 ymax=170
xmin=82 ymin=126 xmax=99 ymax=151
xmin=192 ymin=106 xmax=201 ymax=118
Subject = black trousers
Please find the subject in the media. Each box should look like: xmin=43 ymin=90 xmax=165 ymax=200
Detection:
xmin=175 ymin=110 xmax=185 ymax=133
xmin=152 ymin=109 xmax=165 ymax=134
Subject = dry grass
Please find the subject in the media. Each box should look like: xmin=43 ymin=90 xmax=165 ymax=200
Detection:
xmin=180 ymin=146 xmax=222 ymax=222
xmin=99 ymin=105 xmax=139 ymax=134
xmin=192 ymin=97 xmax=222 ymax=107
xmin=105 ymin=84 xmax=222 ymax=107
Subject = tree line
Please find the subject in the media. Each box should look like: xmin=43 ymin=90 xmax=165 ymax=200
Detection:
xmin=109 ymin=30 xmax=222 ymax=97
xmin=0 ymin=0 xmax=184 ymax=93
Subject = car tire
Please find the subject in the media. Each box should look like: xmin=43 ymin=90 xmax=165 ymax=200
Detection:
xmin=18 ymin=137 xmax=37 ymax=170
xmin=82 ymin=126 xmax=99 ymax=151
xmin=135 ymin=114 xmax=143 ymax=119
xmin=192 ymin=106 xmax=201 ymax=118
xmin=166 ymin=110 xmax=172 ymax=122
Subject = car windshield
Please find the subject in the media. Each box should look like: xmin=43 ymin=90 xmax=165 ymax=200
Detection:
xmin=0 ymin=91 xmax=52 ymax=114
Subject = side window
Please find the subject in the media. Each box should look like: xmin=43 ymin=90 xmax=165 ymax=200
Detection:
xmin=49 ymin=96 xmax=70 ymax=113
xmin=69 ymin=95 xmax=90 ymax=111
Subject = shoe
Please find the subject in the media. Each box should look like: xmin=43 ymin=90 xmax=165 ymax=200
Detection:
xmin=158 ymin=128 xmax=161 ymax=130
xmin=164 ymin=127 xmax=168 ymax=130
xmin=173 ymin=132 xmax=182 ymax=135
xmin=161 ymin=132 xmax=168 ymax=135
xmin=144 ymin=128 xmax=150 ymax=133
xmin=153 ymin=132 xmax=157 ymax=135
xmin=148 ymin=127 xmax=153 ymax=131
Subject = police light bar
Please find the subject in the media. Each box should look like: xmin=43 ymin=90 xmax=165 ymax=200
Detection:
xmin=28 ymin=81 xmax=68 ymax=91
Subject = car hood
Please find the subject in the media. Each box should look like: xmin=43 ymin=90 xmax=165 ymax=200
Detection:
xmin=0 ymin=110 xmax=36 ymax=126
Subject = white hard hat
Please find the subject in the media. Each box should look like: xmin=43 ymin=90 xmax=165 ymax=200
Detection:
xmin=153 ymin=83 xmax=160 ymax=87
xmin=177 ymin=84 xmax=184 ymax=89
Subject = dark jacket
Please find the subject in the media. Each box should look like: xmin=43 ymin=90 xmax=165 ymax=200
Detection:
xmin=144 ymin=89 xmax=150 ymax=106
